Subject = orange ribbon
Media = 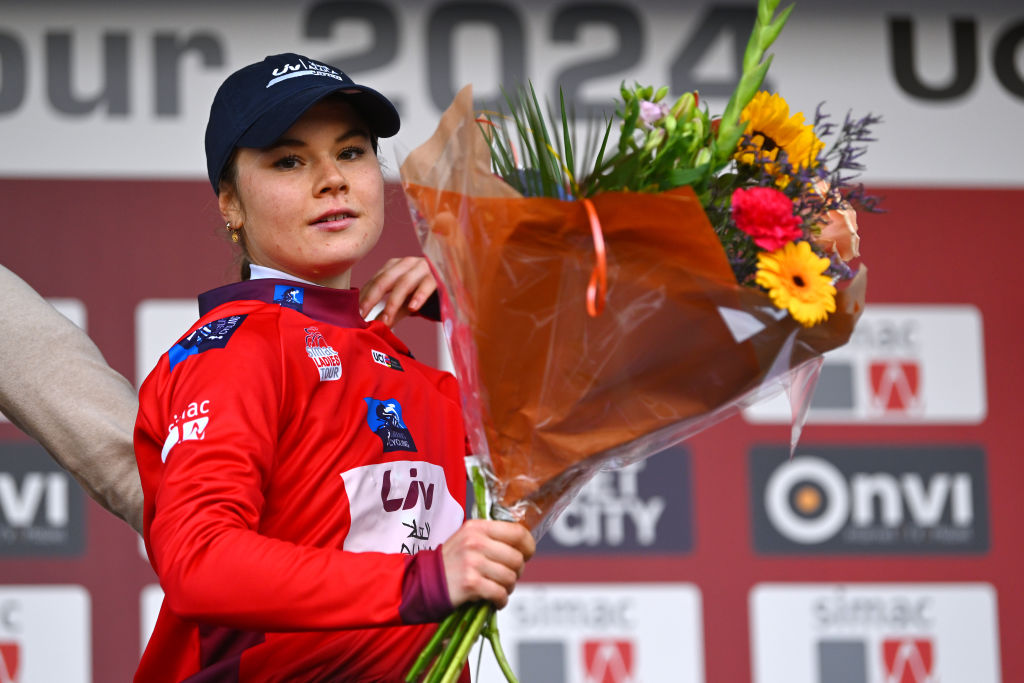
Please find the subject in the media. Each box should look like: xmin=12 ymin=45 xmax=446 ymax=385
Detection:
xmin=582 ymin=198 xmax=607 ymax=317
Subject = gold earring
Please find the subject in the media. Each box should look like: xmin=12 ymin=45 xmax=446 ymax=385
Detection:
xmin=226 ymin=221 xmax=240 ymax=243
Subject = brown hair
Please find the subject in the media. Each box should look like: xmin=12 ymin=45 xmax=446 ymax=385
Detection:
xmin=217 ymin=151 xmax=253 ymax=281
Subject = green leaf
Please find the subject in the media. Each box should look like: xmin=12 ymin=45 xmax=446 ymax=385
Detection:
xmin=665 ymin=164 xmax=712 ymax=188
xmin=559 ymin=89 xmax=576 ymax=192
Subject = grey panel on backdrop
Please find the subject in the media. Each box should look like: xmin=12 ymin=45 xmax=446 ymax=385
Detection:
xmin=812 ymin=362 xmax=855 ymax=409
xmin=818 ymin=640 xmax=867 ymax=683
xmin=517 ymin=641 xmax=566 ymax=683
xmin=0 ymin=441 xmax=85 ymax=556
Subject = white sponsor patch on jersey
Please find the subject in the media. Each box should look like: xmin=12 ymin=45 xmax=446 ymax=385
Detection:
xmin=340 ymin=460 xmax=463 ymax=555
xmin=160 ymin=400 xmax=211 ymax=462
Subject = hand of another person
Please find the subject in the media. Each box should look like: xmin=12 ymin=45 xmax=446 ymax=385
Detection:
xmin=358 ymin=256 xmax=437 ymax=327
xmin=440 ymin=519 xmax=536 ymax=609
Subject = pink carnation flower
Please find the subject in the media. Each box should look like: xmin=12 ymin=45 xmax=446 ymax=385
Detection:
xmin=639 ymin=100 xmax=669 ymax=128
xmin=730 ymin=186 xmax=803 ymax=251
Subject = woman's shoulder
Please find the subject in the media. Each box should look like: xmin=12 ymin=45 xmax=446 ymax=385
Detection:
xmin=158 ymin=300 xmax=287 ymax=374
xmin=185 ymin=299 xmax=283 ymax=340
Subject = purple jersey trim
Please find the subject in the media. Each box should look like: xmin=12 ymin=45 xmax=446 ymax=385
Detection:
xmin=399 ymin=547 xmax=453 ymax=624
xmin=179 ymin=625 xmax=265 ymax=682
xmin=198 ymin=279 xmax=367 ymax=329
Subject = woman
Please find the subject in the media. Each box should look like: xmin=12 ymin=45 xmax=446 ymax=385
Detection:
xmin=134 ymin=53 xmax=534 ymax=682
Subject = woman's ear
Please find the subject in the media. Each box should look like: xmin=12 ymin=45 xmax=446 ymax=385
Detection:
xmin=218 ymin=184 xmax=243 ymax=229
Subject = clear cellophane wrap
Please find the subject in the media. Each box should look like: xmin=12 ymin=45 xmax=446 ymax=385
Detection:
xmin=400 ymin=86 xmax=866 ymax=538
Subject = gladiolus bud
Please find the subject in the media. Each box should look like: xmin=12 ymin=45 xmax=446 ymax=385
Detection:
xmin=644 ymin=128 xmax=666 ymax=151
xmin=672 ymin=92 xmax=695 ymax=120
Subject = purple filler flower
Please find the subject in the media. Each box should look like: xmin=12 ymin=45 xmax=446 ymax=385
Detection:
xmin=639 ymin=100 xmax=668 ymax=128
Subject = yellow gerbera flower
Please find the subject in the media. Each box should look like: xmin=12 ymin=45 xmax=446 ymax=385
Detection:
xmin=736 ymin=92 xmax=824 ymax=178
xmin=756 ymin=240 xmax=836 ymax=327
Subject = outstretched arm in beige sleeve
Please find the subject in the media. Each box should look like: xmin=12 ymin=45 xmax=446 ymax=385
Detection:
xmin=0 ymin=265 xmax=143 ymax=532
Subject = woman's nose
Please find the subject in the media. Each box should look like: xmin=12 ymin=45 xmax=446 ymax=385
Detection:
xmin=316 ymin=158 xmax=347 ymax=195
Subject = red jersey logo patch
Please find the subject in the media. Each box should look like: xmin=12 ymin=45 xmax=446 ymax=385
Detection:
xmin=371 ymin=349 xmax=404 ymax=371
xmin=363 ymin=398 xmax=417 ymax=452
xmin=304 ymin=327 xmax=342 ymax=381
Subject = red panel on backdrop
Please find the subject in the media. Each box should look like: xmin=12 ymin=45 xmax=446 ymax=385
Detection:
xmin=1 ymin=181 xmax=1021 ymax=682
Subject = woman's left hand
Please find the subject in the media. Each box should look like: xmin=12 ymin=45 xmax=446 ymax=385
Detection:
xmin=359 ymin=256 xmax=436 ymax=327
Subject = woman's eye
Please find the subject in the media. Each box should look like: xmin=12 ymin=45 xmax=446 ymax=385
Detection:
xmin=339 ymin=146 xmax=367 ymax=161
xmin=273 ymin=155 xmax=301 ymax=170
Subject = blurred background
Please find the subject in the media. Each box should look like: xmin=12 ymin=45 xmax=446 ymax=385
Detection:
xmin=0 ymin=0 xmax=1021 ymax=680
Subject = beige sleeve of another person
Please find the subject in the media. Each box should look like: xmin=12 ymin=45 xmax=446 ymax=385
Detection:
xmin=0 ymin=265 xmax=143 ymax=533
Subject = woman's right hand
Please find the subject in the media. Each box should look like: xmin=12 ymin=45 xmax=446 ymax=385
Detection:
xmin=358 ymin=256 xmax=436 ymax=327
xmin=440 ymin=519 xmax=536 ymax=609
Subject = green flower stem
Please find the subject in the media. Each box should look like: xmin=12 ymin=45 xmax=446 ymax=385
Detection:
xmin=439 ymin=603 xmax=492 ymax=683
xmin=486 ymin=612 xmax=518 ymax=682
xmin=405 ymin=609 xmax=461 ymax=682
xmin=425 ymin=603 xmax=478 ymax=683
xmin=712 ymin=0 xmax=794 ymax=171
xmin=471 ymin=467 xmax=487 ymax=520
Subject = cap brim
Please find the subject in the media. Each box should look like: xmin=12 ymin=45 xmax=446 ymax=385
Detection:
xmin=236 ymin=81 xmax=400 ymax=150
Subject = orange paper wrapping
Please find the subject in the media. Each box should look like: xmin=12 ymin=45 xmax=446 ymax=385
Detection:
xmin=401 ymin=87 xmax=866 ymax=534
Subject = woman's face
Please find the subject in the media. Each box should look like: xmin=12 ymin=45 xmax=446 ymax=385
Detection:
xmin=219 ymin=98 xmax=386 ymax=288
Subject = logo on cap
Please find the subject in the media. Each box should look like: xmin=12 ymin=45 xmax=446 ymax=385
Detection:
xmin=267 ymin=57 xmax=348 ymax=88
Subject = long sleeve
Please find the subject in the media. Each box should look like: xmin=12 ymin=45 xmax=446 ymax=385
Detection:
xmin=0 ymin=265 xmax=143 ymax=532
xmin=135 ymin=304 xmax=464 ymax=632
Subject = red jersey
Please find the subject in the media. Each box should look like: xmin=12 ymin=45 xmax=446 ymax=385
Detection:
xmin=134 ymin=279 xmax=468 ymax=682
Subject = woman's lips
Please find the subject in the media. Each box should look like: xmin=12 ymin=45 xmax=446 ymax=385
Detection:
xmin=311 ymin=211 xmax=356 ymax=231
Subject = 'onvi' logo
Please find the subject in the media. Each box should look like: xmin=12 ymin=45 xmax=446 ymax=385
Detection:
xmin=751 ymin=446 xmax=988 ymax=554
xmin=765 ymin=457 xmax=849 ymax=544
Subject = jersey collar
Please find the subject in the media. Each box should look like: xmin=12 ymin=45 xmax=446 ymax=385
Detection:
xmin=198 ymin=279 xmax=368 ymax=329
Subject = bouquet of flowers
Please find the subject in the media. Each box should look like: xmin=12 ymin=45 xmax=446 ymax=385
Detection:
xmin=400 ymin=0 xmax=878 ymax=680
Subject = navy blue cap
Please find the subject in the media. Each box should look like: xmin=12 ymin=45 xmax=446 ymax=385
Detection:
xmin=204 ymin=53 xmax=400 ymax=193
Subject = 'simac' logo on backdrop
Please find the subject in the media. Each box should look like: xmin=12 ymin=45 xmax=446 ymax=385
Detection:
xmin=742 ymin=305 xmax=986 ymax=424
xmin=749 ymin=445 xmax=989 ymax=554
xmin=750 ymin=584 xmax=1001 ymax=683
xmin=0 ymin=587 xmax=90 ymax=682
xmin=0 ymin=443 xmax=84 ymax=557
xmin=478 ymin=584 xmax=703 ymax=682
